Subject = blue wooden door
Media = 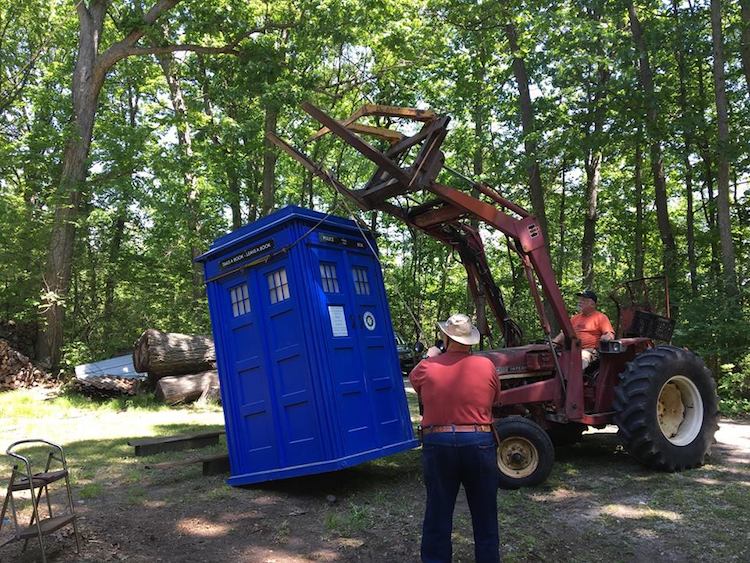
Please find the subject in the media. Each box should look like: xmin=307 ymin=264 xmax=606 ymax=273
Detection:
xmin=345 ymin=251 xmax=405 ymax=446
xmin=218 ymin=271 xmax=279 ymax=473
xmin=256 ymin=257 xmax=325 ymax=467
xmin=313 ymin=246 xmax=379 ymax=456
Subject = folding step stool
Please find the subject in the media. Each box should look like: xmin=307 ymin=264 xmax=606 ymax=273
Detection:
xmin=0 ymin=440 xmax=80 ymax=562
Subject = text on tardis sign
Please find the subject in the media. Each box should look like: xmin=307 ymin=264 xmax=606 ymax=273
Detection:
xmin=319 ymin=233 xmax=366 ymax=249
xmin=220 ymin=239 xmax=275 ymax=269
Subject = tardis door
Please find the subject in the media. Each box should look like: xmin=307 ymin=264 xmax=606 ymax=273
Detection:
xmin=217 ymin=271 xmax=279 ymax=473
xmin=345 ymin=251 xmax=406 ymax=446
xmin=255 ymin=257 xmax=326 ymax=467
xmin=314 ymin=247 xmax=379 ymax=456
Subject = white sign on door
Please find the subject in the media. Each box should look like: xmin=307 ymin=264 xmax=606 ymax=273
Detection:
xmin=328 ymin=305 xmax=348 ymax=337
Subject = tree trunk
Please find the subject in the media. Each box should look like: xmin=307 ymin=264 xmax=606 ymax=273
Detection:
xmin=710 ymin=0 xmax=739 ymax=298
xmin=740 ymin=0 xmax=750 ymax=91
xmin=673 ymin=0 xmax=698 ymax=295
xmin=634 ymin=136 xmax=645 ymax=280
xmin=628 ymin=1 xmax=677 ymax=282
xmin=39 ymin=0 xmax=189 ymax=368
xmin=40 ymin=1 xmax=109 ymax=368
xmin=133 ymin=329 xmax=215 ymax=380
xmin=557 ymin=160 xmax=567 ymax=283
xmin=157 ymin=53 xmax=204 ymax=305
xmin=262 ymin=104 xmax=279 ymax=216
xmin=504 ymin=22 xmax=549 ymax=241
xmin=155 ymin=370 xmax=219 ymax=405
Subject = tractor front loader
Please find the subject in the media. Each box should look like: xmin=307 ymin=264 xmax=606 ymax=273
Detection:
xmin=268 ymin=103 xmax=720 ymax=488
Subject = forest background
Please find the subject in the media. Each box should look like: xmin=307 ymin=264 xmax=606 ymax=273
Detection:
xmin=1 ymin=0 xmax=748 ymax=412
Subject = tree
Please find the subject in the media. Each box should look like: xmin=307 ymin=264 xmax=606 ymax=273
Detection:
xmin=627 ymin=1 xmax=677 ymax=284
xmin=710 ymin=0 xmax=739 ymax=298
xmin=40 ymin=0 xmax=277 ymax=368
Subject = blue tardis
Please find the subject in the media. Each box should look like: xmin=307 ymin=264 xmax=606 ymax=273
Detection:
xmin=196 ymin=206 xmax=417 ymax=486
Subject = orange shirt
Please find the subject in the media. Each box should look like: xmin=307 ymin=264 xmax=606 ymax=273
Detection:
xmin=409 ymin=351 xmax=500 ymax=426
xmin=571 ymin=310 xmax=614 ymax=349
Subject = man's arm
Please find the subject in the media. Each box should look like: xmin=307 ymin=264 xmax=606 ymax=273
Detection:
xmin=600 ymin=313 xmax=615 ymax=342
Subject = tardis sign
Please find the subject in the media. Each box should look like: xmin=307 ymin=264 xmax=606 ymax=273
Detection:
xmin=196 ymin=205 xmax=417 ymax=486
xmin=220 ymin=239 xmax=275 ymax=269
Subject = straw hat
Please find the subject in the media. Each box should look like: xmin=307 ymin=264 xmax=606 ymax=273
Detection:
xmin=437 ymin=313 xmax=481 ymax=346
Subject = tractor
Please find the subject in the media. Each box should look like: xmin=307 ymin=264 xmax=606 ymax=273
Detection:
xmin=268 ymin=103 xmax=720 ymax=488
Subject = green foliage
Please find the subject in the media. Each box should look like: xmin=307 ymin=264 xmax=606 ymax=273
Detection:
xmin=0 ymin=0 xmax=748 ymax=413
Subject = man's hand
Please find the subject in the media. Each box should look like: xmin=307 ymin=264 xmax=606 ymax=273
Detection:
xmin=426 ymin=346 xmax=443 ymax=358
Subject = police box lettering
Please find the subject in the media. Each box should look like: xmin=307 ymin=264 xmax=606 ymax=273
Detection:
xmin=220 ymin=240 xmax=275 ymax=269
xmin=319 ymin=233 xmax=365 ymax=249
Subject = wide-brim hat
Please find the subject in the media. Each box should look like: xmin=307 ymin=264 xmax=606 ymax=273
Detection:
xmin=437 ymin=313 xmax=481 ymax=346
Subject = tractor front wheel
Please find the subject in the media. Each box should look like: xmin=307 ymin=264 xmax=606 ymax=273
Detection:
xmin=613 ymin=345 xmax=719 ymax=471
xmin=494 ymin=416 xmax=554 ymax=489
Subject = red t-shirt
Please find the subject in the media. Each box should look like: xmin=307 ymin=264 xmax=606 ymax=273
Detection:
xmin=571 ymin=310 xmax=614 ymax=349
xmin=408 ymin=351 xmax=499 ymax=426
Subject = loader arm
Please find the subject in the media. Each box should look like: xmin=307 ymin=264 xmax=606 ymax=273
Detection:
xmin=268 ymin=103 xmax=584 ymax=419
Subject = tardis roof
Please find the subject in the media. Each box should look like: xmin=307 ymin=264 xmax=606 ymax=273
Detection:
xmin=195 ymin=205 xmax=371 ymax=263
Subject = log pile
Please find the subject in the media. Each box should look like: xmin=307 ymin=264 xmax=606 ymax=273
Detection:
xmin=74 ymin=376 xmax=141 ymax=398
xmin=0 ymin=338 xmax=52 ymax=391
xmin=133 ymin=329 xmax=220 ymax=405
xmin=0 ymin=320 xmax=38 ymax=360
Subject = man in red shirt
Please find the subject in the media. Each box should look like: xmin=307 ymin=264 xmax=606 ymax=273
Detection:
xmin=554 ymin=289 xmax=615 ymax=369
xmin=409 ymin=314 xmax=500 ymax=563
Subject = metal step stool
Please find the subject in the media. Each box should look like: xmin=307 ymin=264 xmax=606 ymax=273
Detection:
xmin=0 ymin=440 xmax=80 ymax=562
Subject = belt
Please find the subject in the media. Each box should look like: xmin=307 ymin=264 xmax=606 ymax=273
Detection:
xmin=422 ymin=424 xmax=492 ymax=434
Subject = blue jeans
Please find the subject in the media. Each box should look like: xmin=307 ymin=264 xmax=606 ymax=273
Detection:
xmin=421 ymin=431 xmax=500 ymax=563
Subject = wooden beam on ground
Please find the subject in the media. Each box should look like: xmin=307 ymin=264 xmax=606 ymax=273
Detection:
xmin=129 ymin=430 xmax=224 ymax=456
xmin=143 ymin=453 xmax=230 ymax=477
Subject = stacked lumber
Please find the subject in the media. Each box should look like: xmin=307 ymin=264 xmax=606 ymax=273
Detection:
xmin=74 ymin=376 xmax=141 ymax=398
xmin=0 ymin=338 xmax=52 ymax=391
xmin=133 ymin=329 xmax=220 ymax=405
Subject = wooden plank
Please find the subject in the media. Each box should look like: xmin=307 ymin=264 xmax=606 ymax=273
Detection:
xmin=128 ymin=431 xmax=224 ymax=456
xmin=202 ymin=454 xmax=230 ymax=476
xmin=143 ymin=453 xmax=230 ymax=477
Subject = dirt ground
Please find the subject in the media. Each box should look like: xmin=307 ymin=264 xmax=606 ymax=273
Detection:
xmin=1 ymin=398 xmax=749 ymax=562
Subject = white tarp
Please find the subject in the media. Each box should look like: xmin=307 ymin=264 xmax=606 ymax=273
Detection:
xmin=75 ymin=354 xmax=146 ymax=380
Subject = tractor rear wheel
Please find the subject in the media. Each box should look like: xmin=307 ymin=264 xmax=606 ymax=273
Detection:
xmin=494 ymin=416 xmax=554 ymax=489
xmin=613 ymin=345 xmax=719 ymax=471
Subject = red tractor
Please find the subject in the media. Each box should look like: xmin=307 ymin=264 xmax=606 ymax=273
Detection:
xmin=269 ymin=104 xmax=720 ymax=488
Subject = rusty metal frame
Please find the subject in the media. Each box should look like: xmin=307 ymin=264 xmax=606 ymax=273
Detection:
xmin=268 ymin=103 xmax=585 ymax=421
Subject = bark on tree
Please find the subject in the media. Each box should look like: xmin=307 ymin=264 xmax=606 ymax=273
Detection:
xmin=673 ymin=0 xmax=698 ymax=295
xmin=504 ymin=22 xmax=549 ymax=242
xmin=634 ymin=136 xmax=645 ymax=280
xmin=133 ymin=329 xmax=215 ymax=380
xmin=710 ymin=0 xmax=739 ymax=298
xmin=740 ymin=0 xmax=750 ymax=91
xmin=155 ymin=370 xmax=219 ymax=405
xmin=627 ymin=1 xmax=677 ymax=282
xmin=581 ymin=58 xmax=608 ymax=289
xmin=557 ymin=161 xmax=567 ymax=283
xmin=157 ymin=52 xmax=204 ymax=304
xmin=261 ymin=104 xmax=279 ymax=216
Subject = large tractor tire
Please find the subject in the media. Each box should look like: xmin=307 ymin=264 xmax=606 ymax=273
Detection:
xmin=494 ymin=416 xmax=554 ymax=489
xmin=613 ymin=345 xmax=719 ymax=471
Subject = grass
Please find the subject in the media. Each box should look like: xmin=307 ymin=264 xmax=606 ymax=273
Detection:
xmin=1 ymin=385 xmax=748 ymax=562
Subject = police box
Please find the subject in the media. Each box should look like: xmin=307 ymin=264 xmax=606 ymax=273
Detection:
xmin=196 ymin=205 xmax=417 ymax=486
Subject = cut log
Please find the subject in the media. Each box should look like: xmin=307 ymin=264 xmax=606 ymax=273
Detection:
xmin=74 ymin=376 xmax=141 ymax=398
xmin=133 ymin=329 xmax=215 ymax=381
xmin=155 ymin=370 xmax=219 ymax=405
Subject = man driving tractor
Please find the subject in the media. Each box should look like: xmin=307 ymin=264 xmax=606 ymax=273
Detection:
xmin=553 ymin=290 xmax=615 ymax=370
